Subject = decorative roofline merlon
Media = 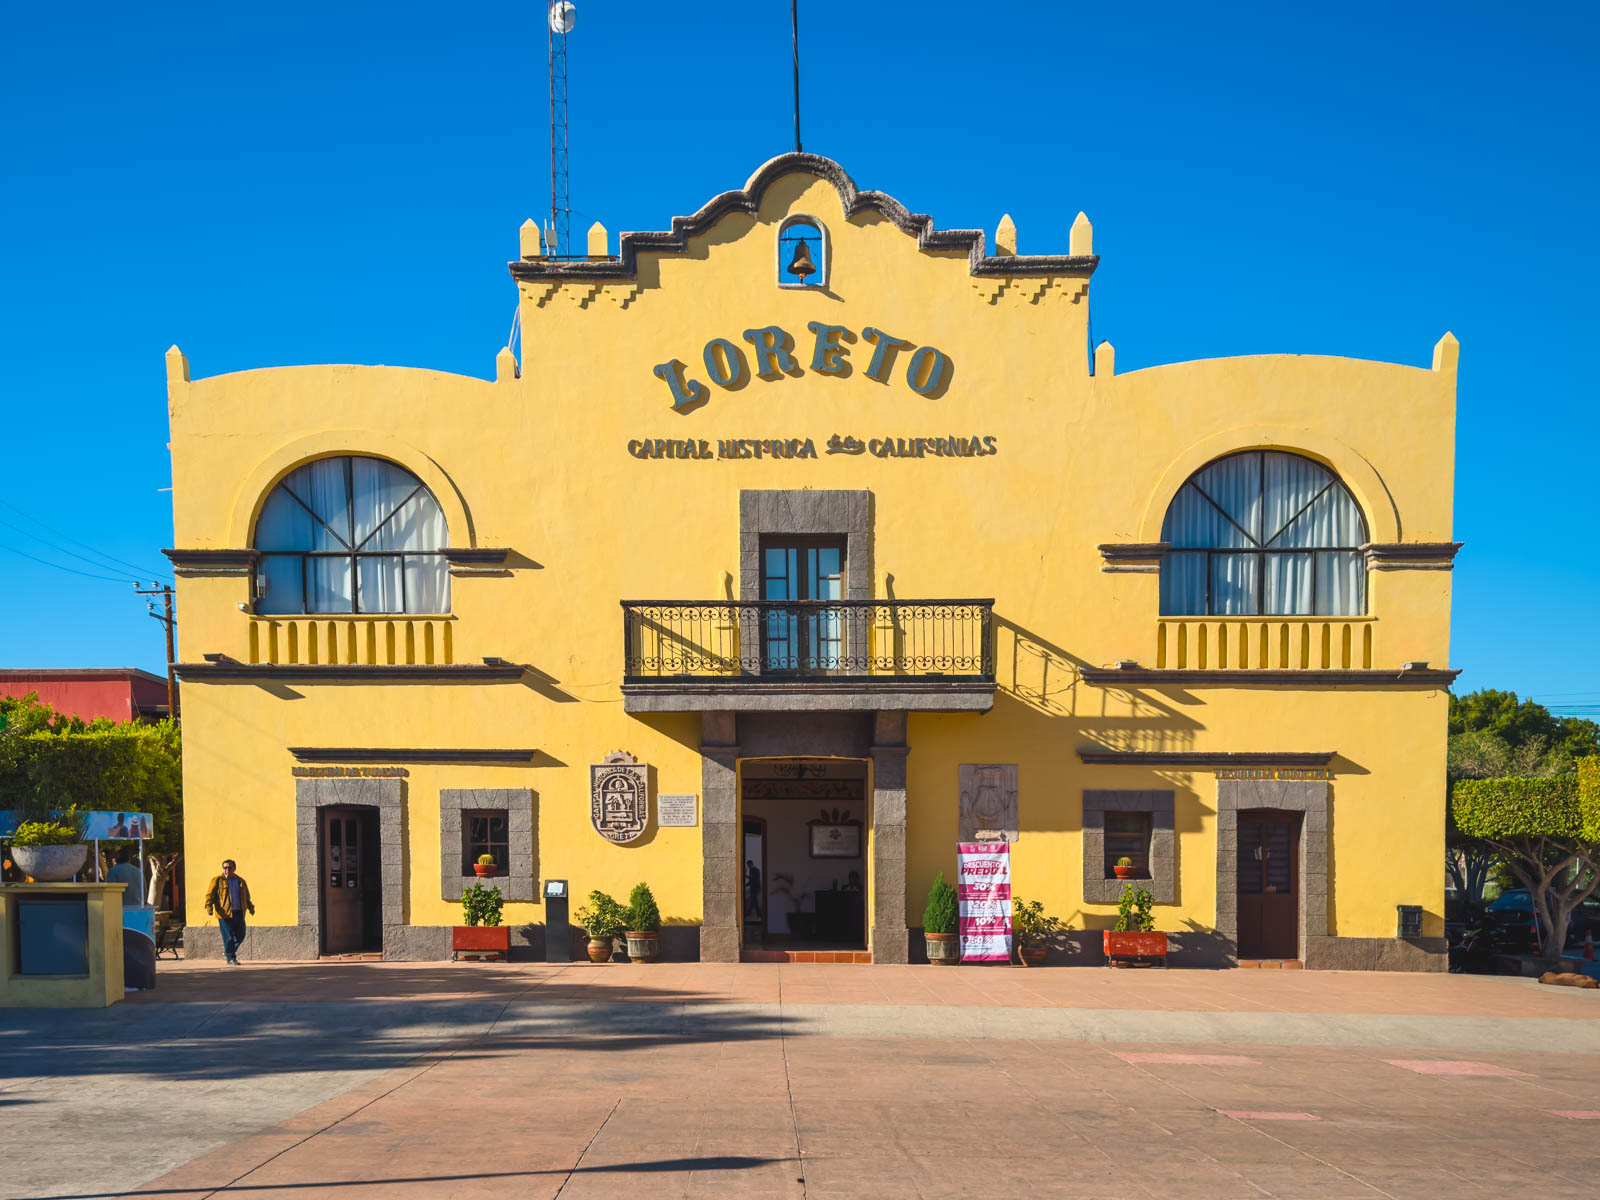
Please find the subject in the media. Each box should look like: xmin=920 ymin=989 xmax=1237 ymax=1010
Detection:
xmin=508 ymin=153 xmax=1098 ymax=285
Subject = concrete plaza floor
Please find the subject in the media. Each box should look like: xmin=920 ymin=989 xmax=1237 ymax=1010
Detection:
xmin=3 ymin=962 xmax=1600 ymax=1199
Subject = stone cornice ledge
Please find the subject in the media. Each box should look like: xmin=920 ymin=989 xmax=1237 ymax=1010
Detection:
xmin=510 ymin=153 xmax=1098 ymax=285
xmin=163 ymin=548 xmax=260 ymax=577
xmin=1362 ymin=542 xmax=1464 ymax=571
xmin=290 ymin=747 xmax=541 ymax=765
xmin=177 ymin=658 xmax=526 ymax=683
xmin=1079 ymin=666 xmax=1461 ymax=687
xmin=1098 ymin=542 xmax=1168 ymax=573
xmin=1077 ymin=749 xmax=1337 ymax=767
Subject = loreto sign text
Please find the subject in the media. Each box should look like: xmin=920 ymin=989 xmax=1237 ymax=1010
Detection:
xmin=651 ymin=323 xmax=952 ymax=412
xmin=627 ymin=434 xmax=998 ymax=461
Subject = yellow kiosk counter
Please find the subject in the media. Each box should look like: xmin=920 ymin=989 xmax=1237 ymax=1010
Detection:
xmin=0 ymin=883 xmax=125 ymax=1007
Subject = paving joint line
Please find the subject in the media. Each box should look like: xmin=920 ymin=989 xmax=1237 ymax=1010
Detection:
xmin=777 ymin=969 xmax=809 ymax=1200
xmin=552 ymin=1099 xmax=620 ymax=1200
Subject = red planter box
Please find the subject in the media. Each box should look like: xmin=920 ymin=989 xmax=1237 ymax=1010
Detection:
xmin=452 ymin=925 xmax=510 ymax=955
xmin=1104 ymin=930 xmax=1168 ymax=964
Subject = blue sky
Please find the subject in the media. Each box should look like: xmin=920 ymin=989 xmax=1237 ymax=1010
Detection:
xmin=1 ymin=1 xmax=1595 ymax=718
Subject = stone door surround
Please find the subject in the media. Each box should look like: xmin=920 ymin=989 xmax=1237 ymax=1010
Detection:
xmin=296 ymin=776 xmax=406 ymax=953
xmin=698 ymin=709 xmax=909 ymax=964
xmin=1215 ymin=779 xmax=1327 ymax=963
xmin=739 ymin=489 xmax=873 ymax=600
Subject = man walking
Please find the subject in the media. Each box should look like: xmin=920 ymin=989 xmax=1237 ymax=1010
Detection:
xmin=203 ymin=859 xmax=255 ymax=965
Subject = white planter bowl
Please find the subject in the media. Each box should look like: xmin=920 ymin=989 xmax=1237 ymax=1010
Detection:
xmin=11 ymin=843 xmax=89 ymax=882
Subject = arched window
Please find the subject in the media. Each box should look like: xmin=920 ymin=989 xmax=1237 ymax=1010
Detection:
xmin=777 ymin=216 xmax=827 ymax=287
xmin=253 ymin=456 xmax=449 ymax=614
xmin=1160 ymin=451 xmax=1367 ymax=616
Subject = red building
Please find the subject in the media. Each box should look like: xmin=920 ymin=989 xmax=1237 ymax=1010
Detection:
xmin=0 ymin=668 xmax=171 ymax=723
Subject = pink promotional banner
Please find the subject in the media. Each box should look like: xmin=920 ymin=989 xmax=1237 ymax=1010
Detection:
xmin=957 ymin=841 xmax=1012 ymax=962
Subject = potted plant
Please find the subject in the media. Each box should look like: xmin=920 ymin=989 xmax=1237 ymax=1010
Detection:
xmin=771 ymin=874 xmax=816 ymax=940
xmin=9 ymin=811 xmax=88 ymax=882
xmin=452 ymin=881 xmax=510 ymax=959
xmin=923 ymin=872 xmax=960 ymax=964
xmin=1112 ymin=855 xmax=1136 ymax=880
xmin=575 ymin=890 xmax=627 ymax=963
xmin=1103 ymin=883 xmax=1167 ymax=967
xmin=625 ymin=882 xmax=663 ymax=963
xmin=1011 ymin=897 xmax=1062 ymax=967
xmin=473 ymin=853 xmax=498 ymax=879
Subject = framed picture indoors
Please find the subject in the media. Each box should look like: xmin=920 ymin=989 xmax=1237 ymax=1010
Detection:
xmin=808 ymin=809 xmax=862 ymax=859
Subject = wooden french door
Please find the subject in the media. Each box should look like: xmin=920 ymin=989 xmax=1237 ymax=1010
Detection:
xmin=1237 ymin=811 xmax=1300 ymax=959
xmin=321 ymin=808 xmax=380 ymax=955
xmin=760 ymin=537 xmax=846 ymax=672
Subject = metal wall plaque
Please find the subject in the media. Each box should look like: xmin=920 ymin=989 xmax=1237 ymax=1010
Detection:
xmin=590 ymin=750 xmax=649 ymax=844
xmin=959 ymin=763 xmax=1019 ymax=843
xmin=658 ymin=793 xmax=698 ymax=827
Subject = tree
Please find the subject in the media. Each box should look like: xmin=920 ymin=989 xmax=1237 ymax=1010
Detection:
xmin=1444 ymin=691 xmax=1595 ymax=905
xmin=1450 ymin=689 xmax=1600 ymax=763
xmin=1 ymin=692 xmax=183 ymax=904
xmin=1451 ymin=761 xmax=1600 ymax=967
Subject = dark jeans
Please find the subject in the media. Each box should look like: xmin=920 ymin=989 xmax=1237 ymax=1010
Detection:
xmin=218 ymin=914 xmax=247 ymax=961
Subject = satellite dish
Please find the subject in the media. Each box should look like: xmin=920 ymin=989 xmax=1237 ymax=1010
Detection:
xmin=549 ymin=1 xmax=577 ymax=33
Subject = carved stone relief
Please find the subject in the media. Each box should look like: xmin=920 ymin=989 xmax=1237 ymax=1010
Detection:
xmin=958 ymin=763 xmax=1018 ymax=842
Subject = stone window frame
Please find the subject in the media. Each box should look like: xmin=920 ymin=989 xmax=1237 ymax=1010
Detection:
xmin=1082 ymin=789 xmax=1175 ymax=904
xmin=1215 ymin=779 xmax=1329 ymax=962
xmin=738 ymin=490 xmax=872 ymax=601
xmin=440 ymin=788 xmax=535 ymax=902
xmin=295 ymin=777 xmax=406 ymax=941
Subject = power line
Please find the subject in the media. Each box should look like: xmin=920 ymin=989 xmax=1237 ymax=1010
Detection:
xmin=0 ymin=516 xmax=169 ymax=583
xmin=0 ymin=539 xmax=135 ymax=583
xmin=0 ymin=497 xmax=171 ymax=580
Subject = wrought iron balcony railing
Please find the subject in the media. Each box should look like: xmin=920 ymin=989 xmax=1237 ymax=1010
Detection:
xmin=621 ymin=600 xmax=994 ymax=683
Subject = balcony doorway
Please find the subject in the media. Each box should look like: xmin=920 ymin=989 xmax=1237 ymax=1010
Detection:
xmin=741 ymin=757 xmax=867 ymax=955
xmin=760 ymin=536 xmax=845 ymax=672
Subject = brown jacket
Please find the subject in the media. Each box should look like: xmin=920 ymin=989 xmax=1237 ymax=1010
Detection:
xmin=204 ymin=873 xmax=255 ymax=919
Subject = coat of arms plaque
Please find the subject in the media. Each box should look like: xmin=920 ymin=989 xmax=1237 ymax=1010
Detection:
xmin=590 ymin=750 xmax=649 ymax=844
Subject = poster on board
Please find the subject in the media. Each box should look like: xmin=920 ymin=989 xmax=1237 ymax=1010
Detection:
xmin=956 ymin=841 xmax=1012 ymax=963
xmin=84 ymin=812 xmax=154 ymax=840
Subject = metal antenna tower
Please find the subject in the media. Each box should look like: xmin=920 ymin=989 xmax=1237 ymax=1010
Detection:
xmin=548 ymin=2 xmax=576 ymax=257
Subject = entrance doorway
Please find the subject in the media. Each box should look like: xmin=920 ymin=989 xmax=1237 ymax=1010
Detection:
xmin=1236 ymin=810 xmax=1300 ymax=959
xmin=320 ymin=807 xmax=382 ymax=955
xmin=741 ymin=757 xmax=866 ymax=951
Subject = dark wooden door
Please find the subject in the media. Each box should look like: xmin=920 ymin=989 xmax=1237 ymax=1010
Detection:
xmin=1237 ymin=811 xmax=1300 ymax=959
xmin=321 ymin=808 xmax=373 ymax=955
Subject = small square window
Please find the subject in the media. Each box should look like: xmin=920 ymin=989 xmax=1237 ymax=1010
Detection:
xmin=463 ymin=810 xmax=509 ymax=875
xmin=1104 ymin=811 xmax=1152 ymax=879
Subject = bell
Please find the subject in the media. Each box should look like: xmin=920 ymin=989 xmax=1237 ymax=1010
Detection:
xmin=787 ymin=238 xmax=816 ymax=281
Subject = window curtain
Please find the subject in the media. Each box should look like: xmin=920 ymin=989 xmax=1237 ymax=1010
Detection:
xmin=253 ymin=456 xmax=450 ymax=615
xmin=1160 ymin=451 xmax=1367 ymax=616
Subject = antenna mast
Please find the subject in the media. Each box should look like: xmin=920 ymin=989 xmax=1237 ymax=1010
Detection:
xmin=548 ymin=2 xmax=576 ymax=256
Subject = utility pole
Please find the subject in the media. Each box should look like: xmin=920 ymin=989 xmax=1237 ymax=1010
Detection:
xmin=134 ymin=582 xmax=178 ymax=721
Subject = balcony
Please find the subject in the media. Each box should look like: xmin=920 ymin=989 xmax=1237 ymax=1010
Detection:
xmin=620 ymin=599 xmax=995 ymax=714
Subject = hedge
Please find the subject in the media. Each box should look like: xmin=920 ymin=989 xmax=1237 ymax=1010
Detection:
xmin=1452 ymin=769 xmax=1600 ymax=843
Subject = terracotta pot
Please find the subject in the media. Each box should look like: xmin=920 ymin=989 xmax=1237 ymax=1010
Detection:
xmin=1017 ymin=942 xmax=1049 ymax=967
xmin=625 ymin=930 xmax=661 ymax=962
xmin=587 ymin=938 xmax=613 ymax=963
xmin=472 ymin=863 xmax=498 ymax=878
xmin=925 ymin=932 xmax=960 ymax=965
xmin=1103 ymin=929 xmax=1168 ymax=964
xmin=451 ymin=925 xmax=510 ymax=955
xmin=1113 ymin=864 xmax=1135 ymax=880
xmin=12 ymin=843 xmax=88 ymax=882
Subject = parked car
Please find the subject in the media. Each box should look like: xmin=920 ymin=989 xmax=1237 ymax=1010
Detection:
xmin=1483 ymin=889 xmax=1600 ymax=952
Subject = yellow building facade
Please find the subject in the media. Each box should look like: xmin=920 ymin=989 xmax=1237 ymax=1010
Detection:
xmin=166 ymin=153 xmax=1459 ymax=968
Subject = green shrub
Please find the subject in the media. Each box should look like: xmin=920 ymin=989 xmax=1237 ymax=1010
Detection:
xmin=576 ymin=890 xmax=628 ymax=940
xmin=1114 ymin=883 xmax=1155 ymax=933
xmin=10 ymin=819 xmax=83 ymax=847
xmin=461 ymin=881 xmax=504 ymax=927
xmin=626 ymin=882 xmax=662 ymax=932
xmin=923 ymin=872 xmax=958 ymax=935
xmin=1011 ymin=897 xmax=1062 ymax=945
xmin=1453 ymin=774 xmax=1598 ymax=841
